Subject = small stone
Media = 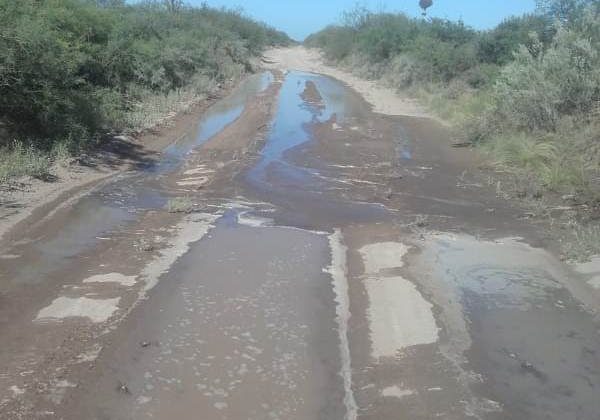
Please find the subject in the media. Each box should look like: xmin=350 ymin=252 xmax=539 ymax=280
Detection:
xmin=521 ymin=361 xmax=534 ymax=370
xmin=117 ymin=382 xmax=130 ymax=394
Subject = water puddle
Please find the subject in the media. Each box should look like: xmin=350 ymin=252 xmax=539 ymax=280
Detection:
xmin=158 ymin=71 xmax=273 ymax=174
xmin=3 ymin=73 xmax=273 ymax=286
xmin=417 ymin=233 xmax=600 ymax=419
xmin=244 ymin=71 xmax=390 ymax=227
xmin=248 ymin=72 xmax=359 ymax=186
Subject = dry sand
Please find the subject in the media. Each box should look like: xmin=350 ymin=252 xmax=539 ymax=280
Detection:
xmin=263 ymin=46 xmax=429 ymax=118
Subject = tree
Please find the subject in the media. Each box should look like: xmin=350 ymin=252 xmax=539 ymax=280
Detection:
xmin=419 ymin=0 xmax=433 ymax=16
xmin=536 ymin=0 xmax=594 ymax=23
xmin=95 ymin=0 xmax=125 ymax=7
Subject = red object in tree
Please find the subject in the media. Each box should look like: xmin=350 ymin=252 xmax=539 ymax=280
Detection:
xmin=419 ymin=0 xmax=433 ymax=15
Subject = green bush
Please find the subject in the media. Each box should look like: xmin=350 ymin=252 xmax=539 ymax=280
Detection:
xmin=0 ymin=0 xmax=290 ymax=158
xmin=492 ymin=24 xmax=600 ymax=132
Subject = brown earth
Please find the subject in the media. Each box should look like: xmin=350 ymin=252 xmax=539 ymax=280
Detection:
xmin=1 ymin=52 xmax=600 ymax=420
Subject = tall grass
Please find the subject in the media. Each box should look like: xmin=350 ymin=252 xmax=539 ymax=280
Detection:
xmin=0 ymin=141 xmax=52 ymax=183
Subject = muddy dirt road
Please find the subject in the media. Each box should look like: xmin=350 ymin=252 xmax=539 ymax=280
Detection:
xmin=1 ymin=48 xmax=600 ymax=420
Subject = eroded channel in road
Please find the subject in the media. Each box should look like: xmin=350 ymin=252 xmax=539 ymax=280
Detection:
xmin=2 ymin=70 xmax=600 ymax=420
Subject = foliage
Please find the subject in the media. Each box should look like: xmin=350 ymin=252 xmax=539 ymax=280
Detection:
xmin=0 ymin=141 xmax=52 ymax=182
xmin=0 ymin=0 xmax=290 ymax=158
xmin=166 ymin=196 xmax=193 ymax=213
xmin=492 ymin=24 xmax=600 ymax=132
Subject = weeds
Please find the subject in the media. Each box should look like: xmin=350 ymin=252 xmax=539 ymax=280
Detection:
xmin=0 ymin=141 xmax=51 ymax=183
xmin=122 ymin=75 xmax=219 ymax=132
xmin=166 ymin=196 xmax=194 ymax=213
xmin=563 ymin=223 xmax=600 ymax=262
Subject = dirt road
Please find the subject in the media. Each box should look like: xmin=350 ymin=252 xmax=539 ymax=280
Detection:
xmin=1 ymin=47 xmax=600 ymax=420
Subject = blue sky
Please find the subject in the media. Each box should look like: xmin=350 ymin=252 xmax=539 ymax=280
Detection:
xmin=192 ymin=0 xmax=537 ymax=40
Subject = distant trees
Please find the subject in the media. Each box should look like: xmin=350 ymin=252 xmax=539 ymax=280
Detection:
xmin=536 ymin=0 xmax=596 ymax=22
xmin=164 ymin=0 xmax=183 ymax=13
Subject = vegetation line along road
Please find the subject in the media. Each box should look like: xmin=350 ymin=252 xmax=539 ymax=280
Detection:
xmin=305 ymin=0 xmax=600 ymax=260
xmin=0 ymin=0 xmax=290 ymax=181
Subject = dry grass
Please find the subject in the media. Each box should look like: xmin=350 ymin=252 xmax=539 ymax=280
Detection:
xmin=166 ymin=196 xmax=194 ymax=213
xmin=0 ymin=141 xmax=52 ymax=183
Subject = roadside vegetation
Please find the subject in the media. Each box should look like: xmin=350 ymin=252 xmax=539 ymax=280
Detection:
xmin=306 ymin=0 xmax=600 ymax=259
xmin=0 ymin=0 xmax=290 ymax=181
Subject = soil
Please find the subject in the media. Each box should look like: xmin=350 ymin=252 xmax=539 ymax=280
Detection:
xmin=1 ymin=50 xmax=599 ymax=420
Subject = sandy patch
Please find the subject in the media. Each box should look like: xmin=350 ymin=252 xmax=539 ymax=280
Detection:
xmin=359 ymin=241 xmax=439 ymax=358
xmin=237 ymin=212 xmax=273 ymax=228
xmin=263 ymin=46 xmax=428 ymax=118
xmin=381 ymin=385 xmax=415 ymax=398
xmin=573 ymin=256 xmax=600 ymax=289
xmin=139 ymin=213 xmax=220 ymax=294
xmin=359 ymin=241 xmax=410 ymax=274
xmin=0 ymin=254 xmax=20 ymax=259
xmin=75 ymin=344 xmax=103 ymax=363
xmin=0 ymin=167 xmax=116 ymax=243
xmin=573 ymin=255 xmax=600 ymax=274
xmin=82 ymin=273 xmax=137 ymax=287
xmin=183 ymin=167 xmax=215 ymax=176
xmin=587 ymin=276 xmax=600 ymax=289
xmin=365 ymin=276 xmax=439 ymax=358
xmin=47 ymin=379 xmax=77 ymax=404
xmin=9 ymin=386 xmax=25 ymax=397
xmin=36 ymin=296 xmax=120 ymax=323
xmin=176 ymin=176 xmax=210 ymax=187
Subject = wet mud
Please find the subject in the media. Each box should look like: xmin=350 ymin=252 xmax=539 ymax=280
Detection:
xmin=1 ymin=69 xmax=600 ymax=420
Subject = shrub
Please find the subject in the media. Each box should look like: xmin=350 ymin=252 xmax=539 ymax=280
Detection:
xmin=492 ymin=23 xmax=600 ymax=132
xmin=0 ymin=0 xmax=290 ymax=161
xmin=166 ymin=196 xmax=193 ymax=213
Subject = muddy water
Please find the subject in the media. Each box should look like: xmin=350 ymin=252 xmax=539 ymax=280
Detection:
xmin=245 ymin=71 xmax=389 ymax=229
xmin=3 ymin=69 xmax=600 ymax=420
xmin=418 ymin=234 xmax=600 ymax=419
xmin=0 ymin=72 xmax=272 ymax=288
